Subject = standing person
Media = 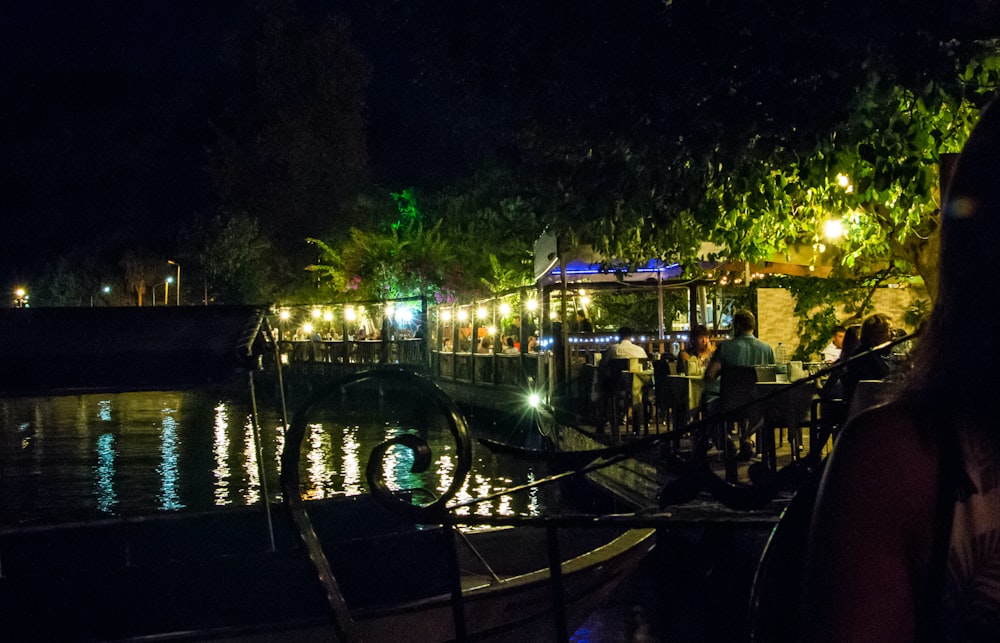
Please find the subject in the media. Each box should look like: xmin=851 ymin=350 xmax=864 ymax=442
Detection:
xmin=821 ymin=325 xmax=847 ymax=363
xmin=603 ymin=326 xmax=648 ymax=361
xmin=803 ymin=100 xmax=1000 ymax=641
xmin=575 ymin=310 xmax=594 ymax=333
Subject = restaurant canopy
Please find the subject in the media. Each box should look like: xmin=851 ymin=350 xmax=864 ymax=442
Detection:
xmin=533 ymin=230 xmax=834 ymax=288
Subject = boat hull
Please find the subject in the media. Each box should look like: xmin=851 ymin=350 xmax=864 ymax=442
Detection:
xmin=0 ymin=497 xmax=654 ymax=642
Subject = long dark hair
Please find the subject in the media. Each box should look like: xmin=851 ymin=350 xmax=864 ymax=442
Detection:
xmin=899 ymin=98 xmax=1000 ymax=423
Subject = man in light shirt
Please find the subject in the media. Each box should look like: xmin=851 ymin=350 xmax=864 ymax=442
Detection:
xmin=603 ymin=326 xmax=648 ymax=361
xmin=821 ymin=325 xmax=846 ymax=363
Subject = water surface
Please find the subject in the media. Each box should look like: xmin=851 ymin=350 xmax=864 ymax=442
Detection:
xmin=0 ymin=384 xmax=550 ymax=526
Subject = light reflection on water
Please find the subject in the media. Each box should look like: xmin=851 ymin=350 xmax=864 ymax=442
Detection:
xmin=0 ymin=388 xmax=553 ymax=526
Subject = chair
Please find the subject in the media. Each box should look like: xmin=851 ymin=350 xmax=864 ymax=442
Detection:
xmin=598 ymin=358 xmax=632 ymax=440
xmin=719 ymin=366 xmax=767 ymax=478
xmin=808 ymin=397 xmax=847 ymax=464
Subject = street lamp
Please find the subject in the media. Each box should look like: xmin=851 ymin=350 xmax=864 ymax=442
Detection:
xmin=164 ymin=276 xmax=174 ymax=306
xmin=14 ymin=287 xmax=28 ymax=308
xmin=90 ymin=285 xmax=111 ymax=307
xmin=167 ymin=260 xmax=180 ymax=305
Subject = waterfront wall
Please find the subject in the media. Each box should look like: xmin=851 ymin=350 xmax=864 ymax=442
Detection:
xmin=0 ymin=306 xmax=265 ymax=393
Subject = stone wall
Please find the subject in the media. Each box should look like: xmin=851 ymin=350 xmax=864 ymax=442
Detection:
xmin=756 ymin=285 xmax=927 ymax=361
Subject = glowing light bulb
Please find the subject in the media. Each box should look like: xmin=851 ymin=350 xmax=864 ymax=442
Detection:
xmin=823 ymin=219 xmax=843 ymax=241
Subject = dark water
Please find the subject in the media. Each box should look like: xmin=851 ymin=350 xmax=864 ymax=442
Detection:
xmin=0 ymin=384 xmax=555 ymax=526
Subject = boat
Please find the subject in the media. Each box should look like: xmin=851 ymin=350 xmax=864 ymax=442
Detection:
xmin=0 ymin=494 xmax=653 ymax=642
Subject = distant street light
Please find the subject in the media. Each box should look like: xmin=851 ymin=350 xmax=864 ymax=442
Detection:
xmin=167 ymin=260 xmax=181 ymax=305
xmin=90 ymin=285 xmax=111 ymax=307
xmin=164 ymin=276 xmax=174 ymax=306
xmin=14 ymin=287 xmax=28 ymax=308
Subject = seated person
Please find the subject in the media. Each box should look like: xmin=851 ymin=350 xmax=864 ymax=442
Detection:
xmin=841 ymin=312 xmax=894 ymax=407
xmin=501 ymin=336 xmax=519 ymax=354
xmin=820 ymin=323 xmax=860 ymax=401
xmin=703 ymin=309 xmax=774 ymax=403
xmin=441 ymin=337 xmax=453 ymax=352
xmin=678 ymin=324 xmax=713 ymax=375
xmin=603 ymin=326 xmax=648 ymax=361
xmin=527 ymin=335 xmax=539 ymax=352
xmin=821 ymin=325 xmax=847 ymax=363
xmin=476 ymin=337 xmax=493 ymax=354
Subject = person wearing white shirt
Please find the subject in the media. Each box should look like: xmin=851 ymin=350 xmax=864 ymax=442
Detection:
xmin=821 ymin=325 xmax=846 ymax=363
xmin=604 ymin=326 xmax=648 ymax=361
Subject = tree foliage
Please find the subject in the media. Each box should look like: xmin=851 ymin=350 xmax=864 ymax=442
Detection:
xmin=207 ymin=0 xmax=372 ymax=256
xmin=182 ymin=214 xmax=278 ymax=304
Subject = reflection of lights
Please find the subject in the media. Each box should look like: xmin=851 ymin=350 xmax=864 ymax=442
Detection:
xmin=474 ymin=474 xmax=493 ymax=516
xmin=312 ymin=308 xmax=321 ymax=319
xmin=526 ymin=470 xmax=540 ymax=516
xmin=438 ymin=453 xmax=471 ymax=516
xmin=158 ymin=407 xmax=185 ymax=511
xmin=341 ymin=427 xmax=361 ymax=495
xmin=213 ymin=402 xmax=231 ymax=505
xmin=580 ymin=295 xmax=591 ymax=306
xmin=304 ymin=423 xmax=334 ymax=500
xmin=280 ymin=353 xmax=289 ymax=364
xmin=94 ymin=433 xmax=117 ymax=513
xmin=395 ymin=307 xmax=414 ymax=324
xmin=243 ymin=415 xmax=261 ymax=505
xmin=499 ymin=303 xmax=511 ymax=316
xmin=98 ymin=399 xmax=112 ymax=422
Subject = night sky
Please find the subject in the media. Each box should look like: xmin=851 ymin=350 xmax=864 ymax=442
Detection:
xmin=0 ymin=0 xmax=672 ymax=285
xmin=1 ymin=2 xmax=245 ymax=281
xmin=4 ymin=1 xmax=1000 ymax=290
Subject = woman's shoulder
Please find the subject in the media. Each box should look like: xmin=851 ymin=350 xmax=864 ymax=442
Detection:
xmin=823 ymin=401 xmax=939 ymax=513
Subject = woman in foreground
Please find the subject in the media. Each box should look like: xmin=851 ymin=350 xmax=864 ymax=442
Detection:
xmin=803 ymin=99 xmax=1000 ymax=641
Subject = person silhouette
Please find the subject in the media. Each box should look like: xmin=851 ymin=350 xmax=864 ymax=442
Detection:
xmin=803 ymin=99 xmax=1000 ymax=641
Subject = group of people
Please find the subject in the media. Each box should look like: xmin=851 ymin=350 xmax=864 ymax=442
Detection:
xmin=819 ymin=312 xmax=900 ymax=408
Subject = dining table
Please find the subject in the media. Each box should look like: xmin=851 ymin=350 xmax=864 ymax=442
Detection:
xmin=660 ymin=374 xmax=705 ymax=429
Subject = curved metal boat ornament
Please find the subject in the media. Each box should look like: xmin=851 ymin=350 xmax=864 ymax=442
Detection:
xmin=283 ymin=365 xmax=474 ymax=520
xmin=279 ymin=366 xmax=474 ymax=640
